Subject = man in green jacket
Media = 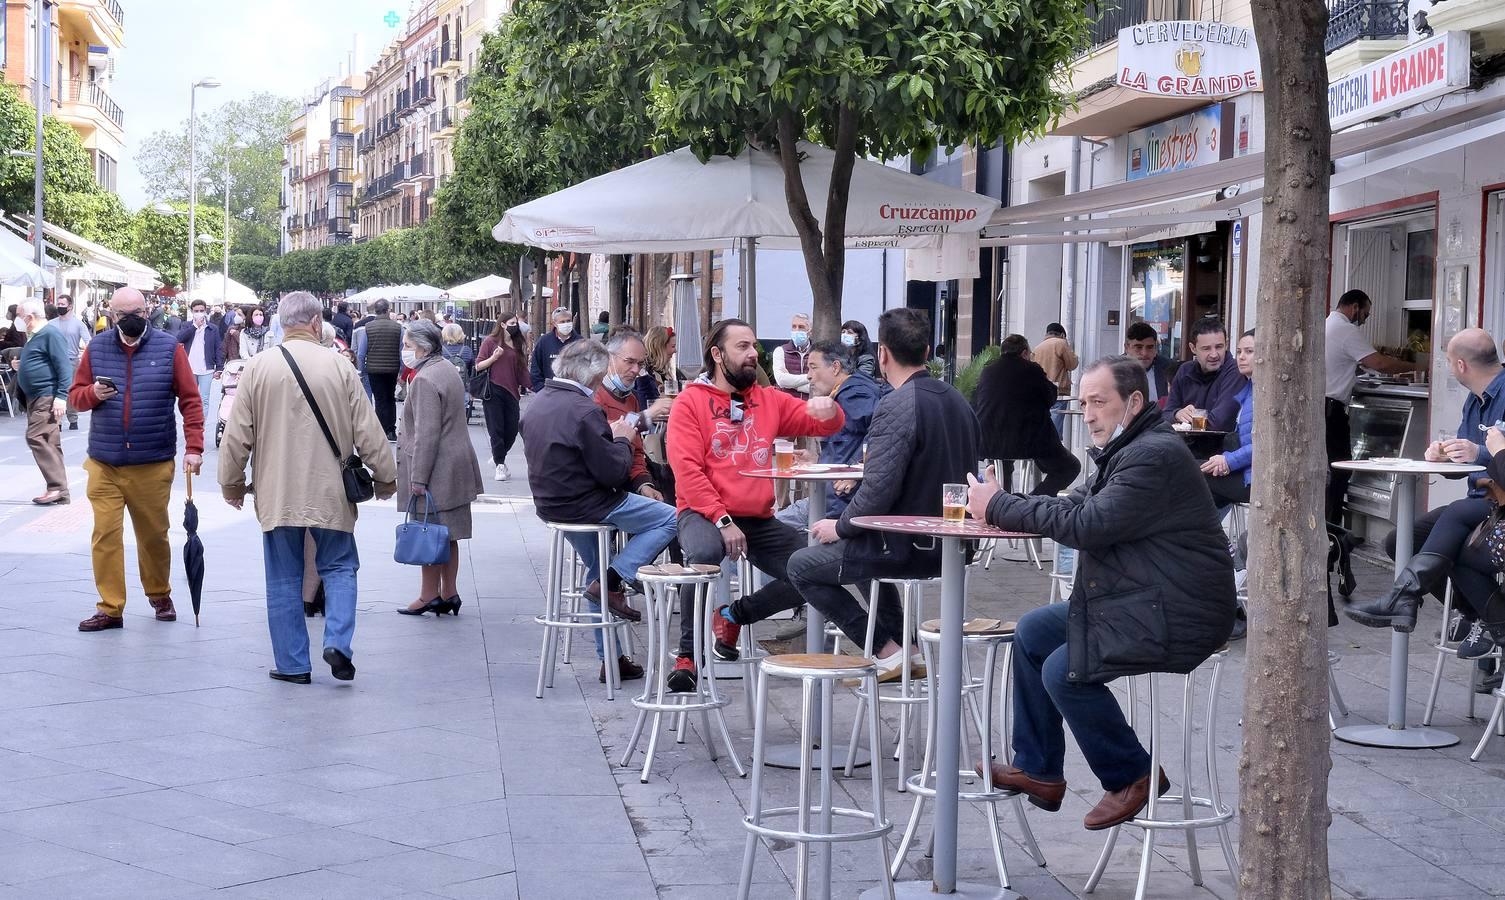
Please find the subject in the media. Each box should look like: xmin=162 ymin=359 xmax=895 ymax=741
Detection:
xmin=15 ymin=300 xmax=72 ymax=505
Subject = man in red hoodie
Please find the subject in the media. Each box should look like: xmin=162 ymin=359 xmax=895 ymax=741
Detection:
xmin=665 ymin=318 xmax=844 ymax=692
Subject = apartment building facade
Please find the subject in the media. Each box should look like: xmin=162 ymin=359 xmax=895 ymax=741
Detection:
xmin=2 ymin=0 xmax=126 ymax=193
xmin=353 ymin=1 xmax=439 ymax=241
xmin=281 ymin=76 xmax=362 ymax=253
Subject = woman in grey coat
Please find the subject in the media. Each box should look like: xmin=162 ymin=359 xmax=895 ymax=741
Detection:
xmin=396 ymin=319 xmax=484 ymax=615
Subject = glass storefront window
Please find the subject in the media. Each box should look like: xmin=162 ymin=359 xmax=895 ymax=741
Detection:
xmin=1129 ymin=240 xmax=1185 ymax=359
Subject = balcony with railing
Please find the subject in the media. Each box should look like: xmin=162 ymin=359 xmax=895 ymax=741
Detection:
xmin=59 ymin=0 xmax=125 ymax=45
xmin=57 ymin=79 xmax=125 ymax=134
xmin=402 ymin=152 xmax=431 ymax=182
xmin=396 ymin=88 xmax=415 ymax=117
xmin=1326 ymin=0 xmax=1409 ymax=54
xmin=330 ymin=116 xmax=353 ymax=136
xmin=436 ymin=106 xmax=456 ymax=135
xmin=287 ymin=213 xmax=304 ymax=233
xmin=289 ymin=164 xmax=304 ymax=182
xmin=414 ymin=77 xmax=434 ymax=106
xmin=327 ymin=216 xmax=353 ymax=241
xmin=456 ymin=75 xmax=470 ymax=106
xmin=438 ymin=35 xmax=464 ymax=72
xmin=329 ymin=167 xmax=354 ymax=188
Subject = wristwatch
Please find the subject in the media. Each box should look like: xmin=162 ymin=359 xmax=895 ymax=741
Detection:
xmin=715 ymin=514 xmax=734 ymax=529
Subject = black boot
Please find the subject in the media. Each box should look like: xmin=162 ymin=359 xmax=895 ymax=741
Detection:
xmin=1345 ymin=552 xmax=1451 ymax=633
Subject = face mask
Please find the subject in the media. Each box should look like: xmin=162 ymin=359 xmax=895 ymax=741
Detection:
xmin=252 ymin=315 xmax=264 ymax=326
xmin=605 ymin=371 xmax=631 ymax=398
xmin=506 ymin=324 xmax=521 ymax=337
xmin=192 ymin=311 xmax=207 ymax=325
xmin=790 ymin=331 xmax=808 ymax=348
xmin=401 ymin=349 xmax=419 ymax=369
xmin=841 ymin=333 xmax=856 ymax=348
xmin=116 ymin=313 xmax=147 ymax=339
xmin=557 ymin=322 xmax=574 ymax=336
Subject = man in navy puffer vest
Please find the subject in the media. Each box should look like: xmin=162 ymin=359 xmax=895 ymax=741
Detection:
xmin=68 ymin=287 xmax=205 ymax=632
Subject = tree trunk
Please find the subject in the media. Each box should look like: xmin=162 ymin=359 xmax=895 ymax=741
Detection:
xmin=609 ymin=254 xmax=627 ymax=327
xmin=775 ymin=110 xmax=852 ymax=341
xmin=650 ymin=253 xmax=673 ymax=326
xmin=1240 ymin=2 xmax=1333 ymax=898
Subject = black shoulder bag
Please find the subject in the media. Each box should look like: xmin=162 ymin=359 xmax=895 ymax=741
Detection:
xmin=279 ymin=346 xmax=375 ymax=503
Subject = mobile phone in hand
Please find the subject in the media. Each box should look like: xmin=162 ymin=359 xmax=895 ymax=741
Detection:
xmin=94 ymin=376 xmax=116 ymax=390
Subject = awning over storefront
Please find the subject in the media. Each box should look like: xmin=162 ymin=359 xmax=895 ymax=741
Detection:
xmin=981 ymin=92 xmax=1505 ymax=244
xmin=14 ymin=215 xmax=159 ymax=290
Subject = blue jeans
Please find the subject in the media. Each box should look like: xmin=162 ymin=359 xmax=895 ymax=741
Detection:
xmin=563 ymin=493 xmax=678 ymax=658
xmin=263 ymin=527 xmax=359 ymax=675
xmin=195 ymin=373 xmax=213 ymax=412
xmin=1050 ymin=398 xmax=1068 ymax=437
xmin=1011 ymin=602 xmax=1150 ymax=792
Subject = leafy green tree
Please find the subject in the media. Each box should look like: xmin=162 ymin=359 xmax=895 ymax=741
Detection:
xmin=130 ymin=202 xmax=226 ymax=288
xmin=228 ymin=254 xmax=273 ymax=294
xmin=135 ymin=92 xmax=296 ymax=259
xmin=611 ymin=0 xmax=1089 ymax=336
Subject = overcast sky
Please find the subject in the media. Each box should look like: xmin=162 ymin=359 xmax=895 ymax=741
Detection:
xmin=113 ymin=0 xmax=405 ymax=210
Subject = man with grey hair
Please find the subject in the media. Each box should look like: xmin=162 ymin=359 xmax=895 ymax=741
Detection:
xmin=521 ymin=339 xmax=675 ymax=685
xmin=220 ymin=290 xmax=397 ymax=683
xmin=529 ymin=305 xmax=583 ymax=391
xmin=14 ymin=299 xmax=71 ymax=505
xmin=68 ymin=287 xmax=206 ymax=631
xmin=773 ymin=311 xmax=813 ymax=397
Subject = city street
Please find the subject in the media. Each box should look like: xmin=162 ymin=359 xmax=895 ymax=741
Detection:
xmin=0 ymin=398 xmax=1503 ymax=899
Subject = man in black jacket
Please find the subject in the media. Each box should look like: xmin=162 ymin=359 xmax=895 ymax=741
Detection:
xmin=974 ymin=334 xmax=1081 ymax=496
xmin=781 ymin=308 xmax=980 ymax=681
xmin=520 ymin=339 xmax=676 ymax=683
xmin=529 ymin=306 xmax=584 ymax=391
xmin=363 ymin=299 xmax=403 ymax=441
xmin=332 ymin=302 xmax=354 ymax=347
xmin=1163 ymin=317 xmax=1246 ymax=430
xmin=966 ymin=355 xmax=1235 ymax=832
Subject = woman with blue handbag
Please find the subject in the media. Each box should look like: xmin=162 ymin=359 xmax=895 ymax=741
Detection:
xmin=395 ymin=320 xmax=483 ymax=615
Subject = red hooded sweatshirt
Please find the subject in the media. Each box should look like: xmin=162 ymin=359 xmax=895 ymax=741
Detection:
xmin=667 ymin=378 xmax=844 ymax=522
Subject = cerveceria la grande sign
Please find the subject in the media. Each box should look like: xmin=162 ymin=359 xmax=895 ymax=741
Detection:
xmin=1117 ymin=20 xmax=1262 ymax=98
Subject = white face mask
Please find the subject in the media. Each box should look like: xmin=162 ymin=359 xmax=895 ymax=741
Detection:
xmin=556 ymin=322 xmax=574 ymax=336
xmin=401 ymin=349 xmax=419 ymax=369
xmin=192 ymin=311 xmax=207 ymax=325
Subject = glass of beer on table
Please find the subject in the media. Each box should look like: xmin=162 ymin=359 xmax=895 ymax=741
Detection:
xmin=1191 ymin=408 xmax=1208 ymax=431
xmin=774 ymin=439 xmax=795 ymax=471
xmin=942 ymin=483 xmax=968 ymax=523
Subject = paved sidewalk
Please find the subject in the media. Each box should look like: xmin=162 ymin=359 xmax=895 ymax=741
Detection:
xmin=0 ymin=396 xmax=1502 ymax=898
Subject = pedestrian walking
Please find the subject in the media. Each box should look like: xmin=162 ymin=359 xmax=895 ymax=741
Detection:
xmin=395 ymin=319 xmax=484 ymax=616
xmin=176 ymin=299 xmax=224 ymax=414
xmin=217 ymin=292 xmax=397 ymax=683
xmin=68 ymin=287 xmax=206 ymax=632
xmin=49 ymin=294 xmax=91 ymax=430
xmin=475 ymin=311 xmax=530 ymax=481
xmin=14 ymin=300 xmax=71 ymax=505
xmin=529 ymin=305 xmax=583 ymax=390
xmin=239 ymin=306 xmax=276 ymax=358
xmin=364 ymin=298 xmax=403 ymax=441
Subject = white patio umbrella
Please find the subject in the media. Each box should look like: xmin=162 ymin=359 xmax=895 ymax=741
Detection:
xmin=187 ymin=273 xmax=256 ymax=306
xmin=0 ymin=226 xmax=53 ymax=288
xmin=492 ymin=141 xmax=997 ymax=328
xmin=446 ymin=274 xmax=513 ymax=301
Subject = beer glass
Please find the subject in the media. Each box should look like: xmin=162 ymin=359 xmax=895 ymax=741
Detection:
xmin=942 ymin=483 xmax=968 ymax=523
xmin=774 ymin=439 xmax=795 ymax=471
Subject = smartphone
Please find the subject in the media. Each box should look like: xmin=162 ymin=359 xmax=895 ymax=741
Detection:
xmin=624 ymin=412 xmax=642 ymax=430
xmin=94 ymin=376 xmax=116 ymax=390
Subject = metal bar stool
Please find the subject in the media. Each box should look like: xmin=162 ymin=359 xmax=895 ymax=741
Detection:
xmin=620 ymin=563 xmax=746 ymax=782
xmin=990 ymin=459 xmax=1044 ymax=569
xmin=1470 ymin=687 xmax=1505 ymax=761
xmin=559 ymin=530 xmax=637 ymax=666
xmin=713 ymin=556 xmax=767 ymax=724
xmin=891 ymin=617 xmax=1046 ymax=887
xmin=1423 ymin=583 xmax=1501 ymax=725
xmin=1084 ymin=649 xmax=1237 ymax=900
xmin=739 ymin=653 xmax=894 ymax=900
xmin=534 ymin=522 xmax=629 ymax=701
xmin=844 ymin=577 xmax=933 ymax=790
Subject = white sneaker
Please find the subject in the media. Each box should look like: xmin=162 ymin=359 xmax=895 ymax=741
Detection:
xmin=494 ymin=463 xmax=509 ymax=482
xmin=873 ymin=649 xmax=927 ymax=684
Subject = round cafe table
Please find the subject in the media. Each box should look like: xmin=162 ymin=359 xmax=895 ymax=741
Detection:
xmin=739 ymin=464 xmax=867 ymax=771
xmin=1331 ymin=458 xmax=1482 ymax=750
xmin=851 ymin=514 xmax=1038 ymax=899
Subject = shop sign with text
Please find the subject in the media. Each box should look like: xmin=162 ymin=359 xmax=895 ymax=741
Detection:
xmin=1127 ymin=105 xmax=1222 ymax=182
xmin=1117 ymin=20 xmax=1262 ymax=98
xmin=1328 ymin=31 xmax=1470 ymax=130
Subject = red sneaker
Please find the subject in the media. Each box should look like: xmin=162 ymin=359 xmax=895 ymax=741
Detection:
xmin=666 ymin=656 xmax=697 ymax=693
xmin=711 ymin=606 xmax=741 ymax=661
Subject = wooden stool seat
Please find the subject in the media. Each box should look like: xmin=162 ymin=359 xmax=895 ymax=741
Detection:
xmin=919 ymin=617 xmax=1016 ymax=636
xmin=767 ymin=653 xmax=873 ymax=671
xmin=637 ymin=563 xmax=723 ymax=580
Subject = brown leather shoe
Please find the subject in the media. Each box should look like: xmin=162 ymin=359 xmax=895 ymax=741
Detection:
xmin=1084 ymin=768 xmax=1171 ymax=831
xmin=599 ymin=655 xmax=645 ymax=683
xmin=586 ymin=580 xmax=641 ymax=622
xmin=147 ymin=596 xmax=177 ymax=622
xmin=31 ymin=490 xmax=68 ymax=506
xmin=78 ymin=612 xmax=124 ymax=632
xmin=975 ymin=763 xmax=1067 ymax=811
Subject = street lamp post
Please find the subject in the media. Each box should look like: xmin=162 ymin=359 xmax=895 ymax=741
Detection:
xmin=187 ymin=77 xmax=221 ymax=295
xmin=31 ymin=0 xmax=46 ymax=272
xmin=223 ymin=139 xmax=248 ymax=299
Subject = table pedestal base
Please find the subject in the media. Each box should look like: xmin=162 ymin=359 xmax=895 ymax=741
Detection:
xmin=763 ymin=742 xmax=871 ymax=770
xmin=1333 ymin=723 xmax=1458 ymax=749
xmin=861 ymin=881 xmax=1023 ymax=899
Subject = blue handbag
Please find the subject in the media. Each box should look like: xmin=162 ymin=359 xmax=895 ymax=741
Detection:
xmin=395 ymin=492 xmax=451 ymax=566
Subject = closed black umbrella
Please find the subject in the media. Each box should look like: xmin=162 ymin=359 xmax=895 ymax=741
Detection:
xmin=183 ymin=472 xmax=205 ymax=626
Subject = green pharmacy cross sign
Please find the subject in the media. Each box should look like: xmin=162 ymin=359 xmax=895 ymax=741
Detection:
xmin=384 ymin=10 xmax=400 ymax=27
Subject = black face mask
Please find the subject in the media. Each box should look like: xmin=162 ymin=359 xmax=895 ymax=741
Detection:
xmin=506 ymin=324 xmax=521 ymax=338
xmin=116 ymin=313 xmax=147 ymax=339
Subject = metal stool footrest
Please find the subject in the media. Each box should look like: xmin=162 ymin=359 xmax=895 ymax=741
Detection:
xmin=742 ymin=807 xmax=893 ymax=844
xmin=902 ymin=769 xmax=1024 ymax=803
xmin=535 ymin=523 xmax=628 ymax=701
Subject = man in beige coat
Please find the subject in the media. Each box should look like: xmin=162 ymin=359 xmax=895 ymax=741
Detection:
xmin=1033 ymin=322 xmax=1079 ymax=437
xmin=219 ymin=292 xmax=397 ymax=684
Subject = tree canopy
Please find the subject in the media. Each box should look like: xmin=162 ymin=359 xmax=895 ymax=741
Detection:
xmin=131 ymin=202 xmax=227 ymax=288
